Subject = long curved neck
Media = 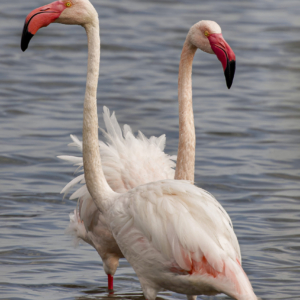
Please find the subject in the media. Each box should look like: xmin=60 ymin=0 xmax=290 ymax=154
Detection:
xmin=82 ymin=20 xmax=113 ymax=212
xmin=175 ymin=37 xmax=197 ymax=182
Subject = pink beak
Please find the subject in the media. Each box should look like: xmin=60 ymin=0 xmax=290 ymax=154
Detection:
xmin=21 ymin=1 xmax=66 ymax=52
xmin=208 ymin=33 xmax=236 ymax=89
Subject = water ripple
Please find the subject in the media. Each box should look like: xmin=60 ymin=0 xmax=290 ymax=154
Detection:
xmin=0 ymin=0 xmax=300 ymax=299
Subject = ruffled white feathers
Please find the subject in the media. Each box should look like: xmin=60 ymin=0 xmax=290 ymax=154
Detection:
xmin=111 ymin=180 xmax=240 ymax=270
xmin=59 ymin=106 xmax=176 ymax=246
xmin=98 ymin=106 xmax=176 ymax=192
xmin=110 ymin=180 xmax=255 ymax=299
xmin=59 ymin=107 xmax=255 ymax=299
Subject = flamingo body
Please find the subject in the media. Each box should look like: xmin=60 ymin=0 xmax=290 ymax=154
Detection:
xmin=107 ymin=180 xmax=255 ymax=300
xmin=21 ymin=1 xmax=256 ymax=298
xmin=60 ymin=106 xmax=176 ymax=276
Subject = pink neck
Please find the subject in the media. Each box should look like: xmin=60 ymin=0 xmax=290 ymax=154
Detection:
xmin=82 ymin=21 xmax=114 ymax=213
xmin=175 ymin=38 xmax=197 ymax=182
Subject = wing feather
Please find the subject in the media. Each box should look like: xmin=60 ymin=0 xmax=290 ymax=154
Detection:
xmin=112 ymin=180 xmax=240 ymax=274
xmin=60 ymin=174 xmax=84 ymax=196
xmin=60 ymin=107 xmax=176 ymax=240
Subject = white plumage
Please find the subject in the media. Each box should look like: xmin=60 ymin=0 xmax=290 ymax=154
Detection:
xmin=22 ymin=1 xmax=257 ymax=298
xmin=59 ymin=106 xmax=176 ymax=276
xmin=107 ymin=180 xmax=255 ymax=299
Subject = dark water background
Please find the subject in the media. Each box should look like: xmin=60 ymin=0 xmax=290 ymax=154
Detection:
xmin=1 ymin=0 xmax=300 ymax=299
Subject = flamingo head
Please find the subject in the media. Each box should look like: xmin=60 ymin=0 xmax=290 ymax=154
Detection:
xmin=189 ymin=20 xmax=236 ymax=89
xmin=21 ymin=0 xmax=97 ymax=52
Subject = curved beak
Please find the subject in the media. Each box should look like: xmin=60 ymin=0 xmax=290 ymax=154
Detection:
xmin=208 ymin=33 xmax=236 ymax=89
xmin=21 ymin=1 xmax=66 ymax=52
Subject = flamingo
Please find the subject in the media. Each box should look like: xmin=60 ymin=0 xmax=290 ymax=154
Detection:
xmin=56 ymin=0 xmax=236 ymax=292
xmin=21 ymin=1 xmax=257 ymax=299
xmin=59 ymin=109 xmax=176 ymax=290
xmin=21 ymin=0 xmax=176 ymax=291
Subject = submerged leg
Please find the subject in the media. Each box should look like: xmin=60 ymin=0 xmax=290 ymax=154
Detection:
xmin=108 ymin=274 xmax=113 ymax=290
xmin=186 ymin=296 xmax=197 ymax=300
xmin=102 ymin=256 xmax=119 ymax=291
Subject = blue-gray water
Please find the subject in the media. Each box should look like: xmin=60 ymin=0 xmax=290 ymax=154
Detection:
xmin=1 ymin=0 xmax=300 ymax=299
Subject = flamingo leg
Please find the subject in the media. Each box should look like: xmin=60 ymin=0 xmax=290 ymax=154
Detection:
xmin=108 ymin=274 xmax=113 ymax=290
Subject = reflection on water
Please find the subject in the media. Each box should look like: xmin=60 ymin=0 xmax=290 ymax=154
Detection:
xmin=0 ymin=0 xmax=300 ymax=299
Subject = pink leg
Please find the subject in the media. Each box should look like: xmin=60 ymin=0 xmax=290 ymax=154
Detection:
xmin=108 ymin=274 xmax=113 ymax=290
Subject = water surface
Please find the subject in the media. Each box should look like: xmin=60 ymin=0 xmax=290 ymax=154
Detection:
xmin=1 ymin=0 xmax=300 ymax=299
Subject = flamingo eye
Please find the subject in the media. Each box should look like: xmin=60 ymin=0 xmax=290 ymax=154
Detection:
xmin=204 ymin=31 xmax=210 ymax=37
xmin=65 ymin=1 xmax=72 ymax=7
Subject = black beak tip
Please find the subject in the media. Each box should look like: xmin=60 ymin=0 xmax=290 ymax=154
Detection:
xmin=21 ymin=41 xmax=28 ymax=52
xmin=224 ymin=60 xmax=236 ymax=89
xmin=21 ymin=23 xmax=34 ymax=52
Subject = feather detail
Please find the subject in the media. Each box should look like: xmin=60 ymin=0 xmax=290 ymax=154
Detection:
xmin=61 ymin=174 xmax=84 ymax=196
xmin=112 ymin=180 xmax=241 ymax=270
xmin=62 ymin=106 xmax=176 ymax=250
xmin=69 ymin=134 xmax=83 ymax=151
xmin=58 ymin=155 xmax=83 ymax=166
xmin=109 ymin=179 xmax=255 ymax=299
xmin=65 ymin=210 xmax=87 ymax=246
